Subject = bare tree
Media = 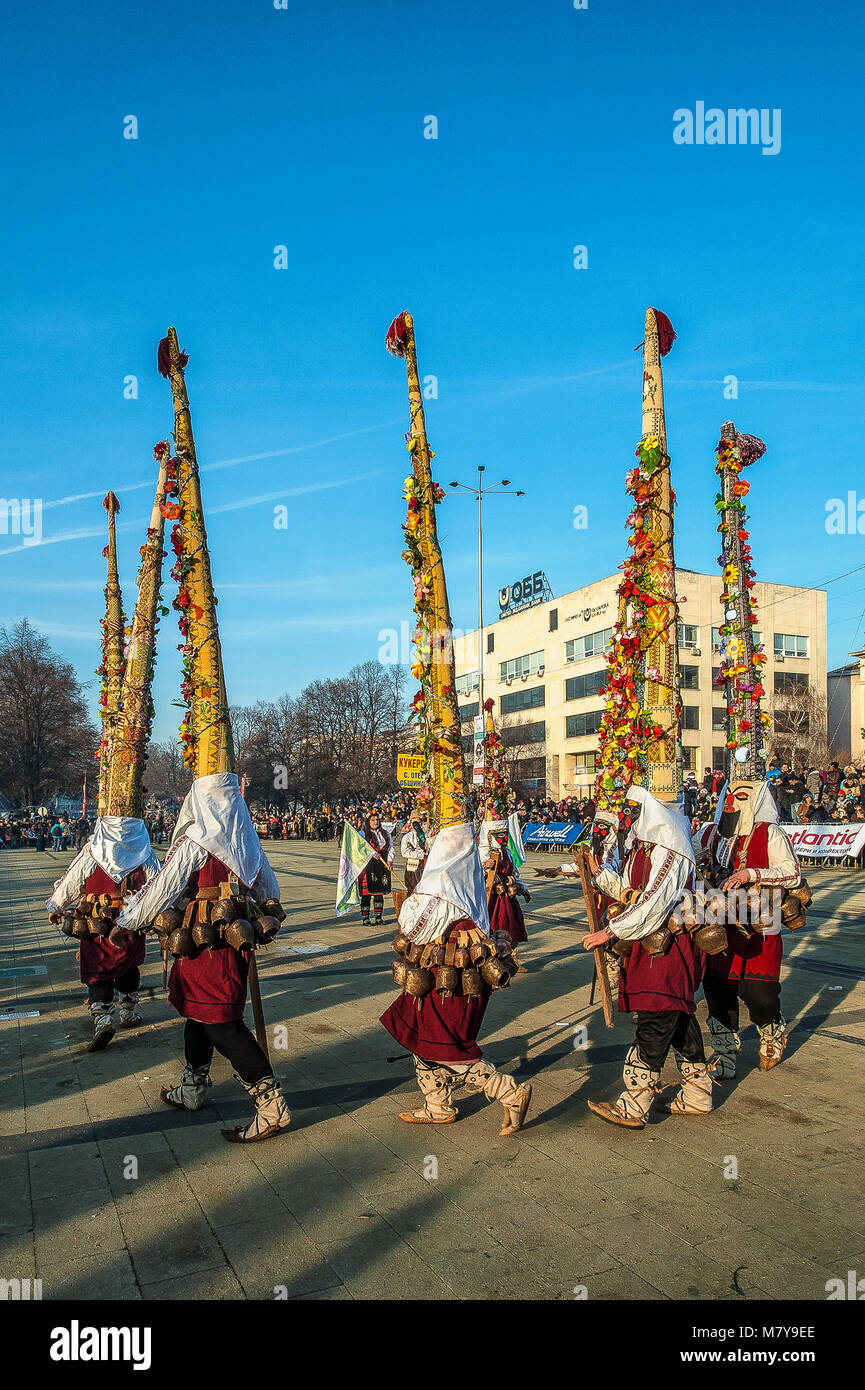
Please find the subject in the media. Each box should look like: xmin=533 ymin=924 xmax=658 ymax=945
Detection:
xmin=0 ymin=619 xmax=98 ymax=807
xmin=768 ymin=677 xmax=829 ymax=769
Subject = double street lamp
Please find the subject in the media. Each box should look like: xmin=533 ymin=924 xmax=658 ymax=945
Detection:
xmin=448 ymin=466 xmax=525 ymax=716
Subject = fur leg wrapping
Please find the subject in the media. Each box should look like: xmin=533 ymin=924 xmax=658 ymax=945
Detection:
xmin=87 ymin=1001 xmax=116 ymax=1051
xmin=410 ymin=1058 xmax=458 ymax=1119
xmin=462 ymin=1061 xmax=532 ymax=1134
xmin=224 ymin=1074 xmax=291 ymax=1142
xmin=758 ymin=1016 xmax=787 ymax=1071
xmin=707 ymin=1015 xmax=740 ymax=1080
xmin=161 ymin=1064 xmax=212 ymax=1112
xmin=588 ymin=1044 xmax=661 ymax=1128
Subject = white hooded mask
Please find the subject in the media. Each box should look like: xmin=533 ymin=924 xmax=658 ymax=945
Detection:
xmin=398 ymin=821 xmax=490 ymax=944
xmin=170 ymin=772 xmax=265 ymax=887
xmin=477 ymin=818 xmax=508 ymax=861
xmin=713 ymin=778 xmax=779 ymax=839
xmin=88 ymin=816 xmax=158 ymax=881
xmin=625 ymin=785 xmax=694 ymax=862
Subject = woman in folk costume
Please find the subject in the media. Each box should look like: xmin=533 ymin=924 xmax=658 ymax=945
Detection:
xmin=379 ymin=312 xmax=532 ymax=1135
xmin=47 ymin=474 xmax=167 ymax=1050
xmin=694 ymin=424 xmax=806 ymax=1075
xmin=117 ymin=330 xmax=289 ymax=1144
xmin=581 ymin=308 xmax=714 ymax=1127
xmin=478 ymin=702 xmax=530 ymax=967
xmin=358 ymin=812 xmax=393 ymax=925
xmin=400 ymin=809 xmax=428 ymax=895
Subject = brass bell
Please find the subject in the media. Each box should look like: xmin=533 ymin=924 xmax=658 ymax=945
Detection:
xmin=612 ymin=937 xmax=633 ymax=957
xmin=692 ymin=923 xmax=729 ymax=955
xmin=167 ymin=926 xmax=194 ymax=957
xmin=642 ymin=926 xmax=673 ymax=956
xmin=89 ymin=915 xmax=112 ymax=937
xmin=191 ymin=921 xmax=218 ymax=950
xmin=211 ymin=900 xmax=236 ymax=926
xmin=481 ymin=957 xmax=511 ymax=989
xmin=461 ymin=966 xmax=484 ymax=996
xmin=256 ymin=915 xmax=280 ymax=943
xmin=469 ymin=941 xmax=488 ymax=963
xmin=392 ymin=931 xmax=409 ymax=956
xmin=452 ymin=947 xmax=470 ymax=969
xmin=435 ymin=964 xmax=460 ymax=996
xmin=223 ymin=919 xmax=254 ymax=951
xmin=99 ymin=893 xmax=113 ymax=908
xmin=60 ymin=914 xmax=77 ymax=937
xmin=405 ymin=942 xmax=424 ymax=963
xmin=392 ymin=957 xmax=409 ymax=989
xmin=71 ymin=915 xmax=91 ymax=939
xmin=403 ymin=963 xmax=434 ymax=998
xmin=154 ymin=907 xmax=182 ymax=935
xmin=262 ymin=899 xmax=286 ymax=922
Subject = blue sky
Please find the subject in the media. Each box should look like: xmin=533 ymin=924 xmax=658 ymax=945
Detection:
xmin=1 ymin=0 xmax=863 ymax=743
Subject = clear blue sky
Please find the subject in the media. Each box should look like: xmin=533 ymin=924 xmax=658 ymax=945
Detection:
xmin=1 ymin=0 xmax=863 ymax=743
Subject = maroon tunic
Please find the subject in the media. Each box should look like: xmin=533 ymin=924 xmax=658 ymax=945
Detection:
xmin=615 ymin=844 xmax=705 ymax=1015
xmin=79 ymin=865 xmax=147 ymax=985
xmin=379 ymin=918 xmax=491 ymax=1063
xmin=488 ymin=852 xmax=528 ymax=944
xmin=706 ymin=822 xmax=784 ymax=983
xmin=167 ymin=855 xmax=251 ymax=1024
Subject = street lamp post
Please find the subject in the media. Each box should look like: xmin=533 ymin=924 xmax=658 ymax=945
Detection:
xmin=448 ymin=466 xmax=525 ymax=715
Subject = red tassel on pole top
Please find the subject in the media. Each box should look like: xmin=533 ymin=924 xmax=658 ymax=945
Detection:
xmin=157 ymin=336 xmax=188 ymax=378
xmin=634 ymin=308 xmax=676 ymax=357
xmin=103 ymin=492 xmax=120 ymax=514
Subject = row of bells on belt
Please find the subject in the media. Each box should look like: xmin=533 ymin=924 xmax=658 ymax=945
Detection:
xmin=152 ymin=897 xmax=285 ymax=957
xmin=606 ymin=888 xmax=730 ymax=959
xmin=390 ymin=930 xmax=515 ymax=997
xmin=59 ymin=895 xmax=121 ymax=939
xmin=493 ymin=876 xmax=519 ymax=897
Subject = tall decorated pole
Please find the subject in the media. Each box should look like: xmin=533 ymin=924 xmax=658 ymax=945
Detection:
xmin=714 ymin=423 xmax=770 ymax=779
xmin=386 ymin=312 xmax=468 ymax=834
xmin=596 ymin=308 xmax=683 ymax=809
xmin=96 ymin=492 xmax=126 ymax=818
xmin=105 ymin=446 xmax=172 ymax=817
xmin=158 ymin=328 xmax=235 ymax=777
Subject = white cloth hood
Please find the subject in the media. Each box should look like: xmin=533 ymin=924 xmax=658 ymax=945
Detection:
xmin=714 ymin=778 xmax=779 ymax=837
xmin=89 ymin=817 xmax=158 ymax=881
xmin=626 ymin=786 xmax=694 ymax=862
xmin=478 ymin=818 xmax=508 ymax=860
xmin=398 ymin=821 xmax=490 ymax=943
xmin=170 ymin=773 xmax=264 ymax=887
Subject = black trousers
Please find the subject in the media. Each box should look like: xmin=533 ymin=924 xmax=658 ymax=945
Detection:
xmin=88 ymin=966 xmax=140 ymax=1006
xmin=183 ymin=1018 xmax=271 ymax=1085
xmin=703 ymin=974 xmax=781 ymax=1029
xmin=634 ymin=1010 xmax=705 ymax=1071
xmin=361 ymin=893 xmax=384 ymax=918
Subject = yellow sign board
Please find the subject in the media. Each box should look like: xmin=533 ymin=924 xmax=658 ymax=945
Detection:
xmin=397 ymin=753 xmax=426 ymax=788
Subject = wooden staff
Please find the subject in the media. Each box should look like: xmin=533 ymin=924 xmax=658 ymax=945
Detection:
xmin=247 ymin=952 xmax=270 ymax=1063
xmin=575 ymin=846 xmax=614 ymax=1028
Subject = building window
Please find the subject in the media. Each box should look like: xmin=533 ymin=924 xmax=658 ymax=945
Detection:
xmin=487 ymin=632 xmax=495 ymax=654
xmin=682 ymin=747 xmax=697 ymax=771
xmin=501 ymin=686 xmax=545 ymax=715
xmin=711 ymin=708 xmax=728 ymax=731
xmin=774 ymin=671 xmax=809 ymax=695
xmin=711 ymin=626 xmax=721 ymax=649
xmin=677 ymin=622 xmax=699 ymax=651
xmin=549 ymin=608 xmax=558 ymax=632
xmin=566 ymin=710 xmax=603 ymax=738
xmin=774 ymin=633 xmax=808 ymax=659
xmin=459 ymin=702 xmax=479 ymax=724
xmin=500 ymin=650 xmax=545 ymax=681
xmin=455 ymin=672 xmax=479 ymax=696
xmin=565 ymin=669 xmax=607 ymax=701
xmin=712 ymin=746 xmax=726 ymax=772
xmin=565 ymin=628 xmax=612 ymax=663
xmin=711 ymin=666 xmax=722 ymax=687
xmin=680 ymin=665 xmax=700 ymax=691
xmin=501 ymin=720 xmax=546 ymax=746
xmin=682 ymin=705 xmax=700 ymax=730
xmin=512 ymin=757 xmax=546 ymax=794
xmin=572 ymin=751 xmax=597 ymax=777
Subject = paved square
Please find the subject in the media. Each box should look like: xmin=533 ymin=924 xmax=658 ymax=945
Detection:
xmin=1 ymin=842 xmax=863 ymax=1301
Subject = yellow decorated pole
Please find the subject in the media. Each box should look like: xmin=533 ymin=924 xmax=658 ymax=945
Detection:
xmin=96 ymin=492 xmax=125 ymax=817
xmin=387 ymin=312 xmax=468 ymax=833
xmin=159 ymin=328 xmax=235 ymax=776
xmin=105 ymin=448 xmax=170 ymax=817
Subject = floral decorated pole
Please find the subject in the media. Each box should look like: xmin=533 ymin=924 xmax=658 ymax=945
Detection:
xmin=481 ymin=699 xmax=511 ymax=821
xmin=96 ymin=492 xmax=126 ymax=817
xmin=595 ymin=308 xmax=683 ymax=809
xmin=714 ymin=422 xmax=769 ymax=778
xmin=105 ymin=446 xmax=171 ymax=817
xmin=158 ymin=328 xmax=235 ymax=776
xmin=386 ymin=311 xmax=468 ymax=832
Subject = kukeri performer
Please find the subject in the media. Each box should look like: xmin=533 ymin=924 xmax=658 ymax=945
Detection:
xmin=380 ymin=312 xmax=531 ymax=1135
xmin=358 ymin=812 xmax=393 ymax=925
xmin=695 ymin=425 xmax=809 ymax=1075
xmin=47 ymin=476 xmax=166 ymax=1050
xmin=117 ymin=331 xmax=289 ymax=1144
xmin=579 ymin=308 xmax=713 ymax=1126
xmin=478 ymin=700 xmax=530 ymax=969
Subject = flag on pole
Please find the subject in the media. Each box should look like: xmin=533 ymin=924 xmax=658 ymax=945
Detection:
xmin=336 ymin=822 xmax=376 ymax=917
xmin=507 ymin=812 xmax=526 ymax=870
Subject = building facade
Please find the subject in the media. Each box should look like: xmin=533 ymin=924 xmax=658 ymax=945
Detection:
xmin=828 ymin=649 xmax=865 ymax=763
xmin=453 ymin=569 xmax=827 ymax=799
